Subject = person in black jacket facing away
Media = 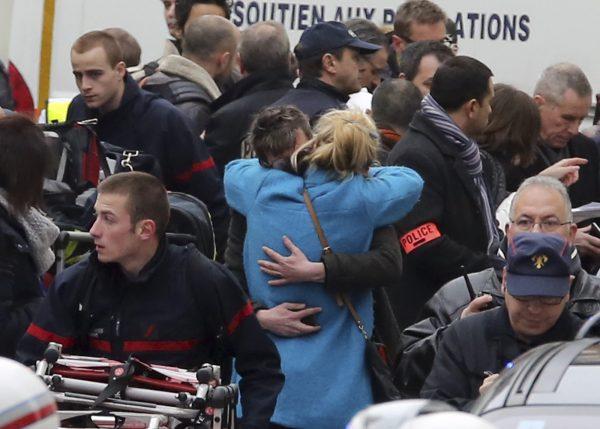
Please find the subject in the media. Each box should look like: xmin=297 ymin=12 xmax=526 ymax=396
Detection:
xmin=205 ymin=21 xmax=295 ymax=176
xmin=144 ymin=15 xmax=240 ymax=137
xmin=17 ymin=172 xmax=283 ymax=429
xmin=386 ymin=56 xmax=500 ymax=330
xmin=0 ymin=115 xmax=59 ymax=358
xmin=422 ymin=232 xmax=582 ymax=409
xmin=272 ymin=21 xmax=381 ymax=123
xmin=66 ymin=30 xmax=228 ymax=259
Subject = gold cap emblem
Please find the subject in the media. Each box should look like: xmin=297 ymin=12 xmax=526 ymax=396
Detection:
xmin=532 ymin=254 xmax=548 ymax=269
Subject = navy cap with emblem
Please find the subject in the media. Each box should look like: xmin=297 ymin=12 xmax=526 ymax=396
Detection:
xmin=294 ymin=21 xmax=382 ymax=61
xmin=506 ymin=232 xmax=573 ymax=297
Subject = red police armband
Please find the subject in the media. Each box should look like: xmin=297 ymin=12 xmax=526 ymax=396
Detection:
xmin=400 ymin=223 xmax=442 ymax=254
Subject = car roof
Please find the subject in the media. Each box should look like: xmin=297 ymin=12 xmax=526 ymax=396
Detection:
xmin=472 ymin=338 xmax=600 ymax=415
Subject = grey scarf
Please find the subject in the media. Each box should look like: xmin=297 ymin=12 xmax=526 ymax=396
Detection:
xmin=421 ymin=94 xmax=499 ymax=253
xmin=0 ymin=190 xmax=59 ymax=274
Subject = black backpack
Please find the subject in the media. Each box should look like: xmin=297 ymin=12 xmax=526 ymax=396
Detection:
xmin=42 ymin=120 xmax=104 ymax=195
xmin=166 ymin=192 xmax=216 ymax=260
xmin=42 ymin=120 xmax=105 ymax=230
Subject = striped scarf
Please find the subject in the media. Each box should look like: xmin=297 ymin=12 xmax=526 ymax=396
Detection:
xmin=421 ymin=94 xmax=499 ymax=253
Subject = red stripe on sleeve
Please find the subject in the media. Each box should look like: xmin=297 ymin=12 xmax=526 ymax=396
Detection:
xmin=2 ymin=403 xmax=57 ymax=429
xmin=123 ymin=339 xmax=200 ymax=352
xmin=227 ymin=301 xmax=254 ymax=335
xmin=89 ymin=338 xmax=112 ymax=353
xmin=174 ymin=158 xmax=216 ymax=183
xmin=25 ymin=323 xmax=76 ymax=348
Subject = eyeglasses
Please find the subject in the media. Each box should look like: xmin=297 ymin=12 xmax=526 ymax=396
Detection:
xmin=399 ymin=34 xmax=452 ymax=47
xmin=512 ymin=295 xmax=564 ymax=306
xmin=510 ymin=218 xmax=572 ymax=232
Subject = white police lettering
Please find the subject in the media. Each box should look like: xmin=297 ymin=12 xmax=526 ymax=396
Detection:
xmin=400 ymin=223 xmax=442 ymax=254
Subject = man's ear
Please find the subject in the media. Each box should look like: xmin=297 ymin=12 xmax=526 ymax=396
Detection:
xmin=115 ymin=61 xmax=126 ymax=78
xmin=137 ymin=219 xmax=157 ymax=240
xmin=390 ymin=34 xmax=406 ymax=54
xmin=533 ymin=94 xmax=546 ymax=107
xmin=321 ymin=53 xmax=336 ymax=75
xmin=398 ymin=72 xmax=407 ymax=80
xmin=568 ymin=222 xmax=578 ymax=243
xmin=465 ymin=98 xmax=478 ymax=119
xmin=218 ymin=51 xmax=232 ymax=70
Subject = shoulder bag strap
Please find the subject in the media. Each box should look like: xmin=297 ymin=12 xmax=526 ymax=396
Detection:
xmin=301 ymin=188 xmax=344 ymax=309
xmin=302 ymin=189 xmax=332 ymax=255
xmin=341 ymin=294 xmax=370 ymax=340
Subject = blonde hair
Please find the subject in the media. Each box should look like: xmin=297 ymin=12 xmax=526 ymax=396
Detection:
xmin=291 ymin=110 xmax=380 ymax=178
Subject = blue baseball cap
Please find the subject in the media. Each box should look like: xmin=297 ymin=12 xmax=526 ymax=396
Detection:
xmin=506 ymin=232 xmax=573 ymax=297
xmin=294 ymin=21 xmax=382 ymax=61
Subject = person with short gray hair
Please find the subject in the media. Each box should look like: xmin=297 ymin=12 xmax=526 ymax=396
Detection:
xmin=371 ymin=79 xmax=422 ymax=160
xmin=144 ymin=15 xmax=240 ymax=136
xmin=397 ymin=174 xmax=600 ymax=399
xmin=534 ymin=62 xmax=592 ymax=105
xmin=239 ymin=21 xmax=290 ymax=75
xmin=204 ymin=20 xmax=297 ymax=175
xmin=505 ymin=62 xmax=600 ymax=264
xmin=509 ymin=175 xmax=572 ymax=222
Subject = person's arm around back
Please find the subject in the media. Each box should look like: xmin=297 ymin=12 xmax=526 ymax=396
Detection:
xmin=193 ymin=254 xmax=283 ymax=429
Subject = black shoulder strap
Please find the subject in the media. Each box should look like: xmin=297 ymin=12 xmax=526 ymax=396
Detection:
xmin=142 ymin=61 xmax=160 ymax=79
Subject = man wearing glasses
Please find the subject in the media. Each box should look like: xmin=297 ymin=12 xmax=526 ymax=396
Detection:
xmin=421 ymin=232 xmax=583 ymax=408
xmin=396 ymin=175 xmax=600 ymax=397
xmin=390 ymin=0 xmax=447 ymax=59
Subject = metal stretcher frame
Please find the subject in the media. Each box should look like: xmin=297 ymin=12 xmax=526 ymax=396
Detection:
xmin=36 ymin=343 xmax=238 ymax=429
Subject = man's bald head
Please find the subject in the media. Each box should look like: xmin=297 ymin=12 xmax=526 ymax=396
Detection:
xmin=182 ymin=15 xmax=239 ymax=61
xmin=239 ymin=21 xmax=290 ymax=74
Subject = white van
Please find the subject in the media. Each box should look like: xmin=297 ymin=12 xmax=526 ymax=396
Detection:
xmin=1 ymin=0 xmax=597 ymax=114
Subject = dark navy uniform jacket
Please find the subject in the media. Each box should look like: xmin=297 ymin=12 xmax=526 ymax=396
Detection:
xmin=421 ymin=305 xmax=582 ymax=409
xmin=17 ymin=242 xmax=283 ymax=429
xmin=67 ymin=75 xmax=229 ymax=258
xmin=271 ymin=77 xmax=348 ymax=123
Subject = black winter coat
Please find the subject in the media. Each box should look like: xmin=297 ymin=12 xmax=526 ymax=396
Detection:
xmin=0 ymin=205 xmax=44 ymax=358
xmin=67 ymin=75 xmax=229 ymax=258
xmin=17 ymin=242 xmax=283 ymax=429
xmin=271 ymin=77 xmax=348 ymax=123
xmin=386 ymin=112 xmax=498 ymax=329
xmin=503 ymin=134 xmax=600 ymax=207
xmin=205 ymin=69 xmax=294 ymax=176
xmin=396 ymin=263 xmax=600 ymax=398
xmin=421 ymin=305 xmax=582 ymax=409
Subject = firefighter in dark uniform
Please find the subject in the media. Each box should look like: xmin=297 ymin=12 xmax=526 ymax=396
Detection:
xmin=17 ymin=172 xmax=283 ymax=429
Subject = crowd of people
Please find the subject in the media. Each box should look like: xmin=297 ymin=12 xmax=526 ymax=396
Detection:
xmin=2 ymin=0 xmax=600 ymax=428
